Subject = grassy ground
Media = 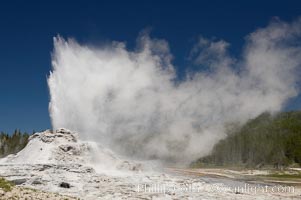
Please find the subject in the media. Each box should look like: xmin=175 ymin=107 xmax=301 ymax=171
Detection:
xmin=263 ymin=172 xmax=301 ymax=179
xmin=169 ymin=166 xmax=301 ymax=187
xmin=0 ymin=177 xmax=14 ymax=192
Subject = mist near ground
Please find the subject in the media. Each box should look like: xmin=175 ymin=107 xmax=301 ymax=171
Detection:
xmin=48 ymin=18 xmax=301 ymax=165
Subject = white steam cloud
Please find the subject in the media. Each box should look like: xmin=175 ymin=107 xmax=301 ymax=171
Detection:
xmin=48 ymin=18 xmax=301 ymax=164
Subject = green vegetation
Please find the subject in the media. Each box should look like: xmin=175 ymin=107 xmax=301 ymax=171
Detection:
xmin=264 ymin=172 xmax=301 ymax=179
xmin=192 ymin=111 xmax=301 ymax=168
xmin=0 ymin=177 xmax=14 ymax=192
xmin=0 ymin=130 xmax=31 ymax=158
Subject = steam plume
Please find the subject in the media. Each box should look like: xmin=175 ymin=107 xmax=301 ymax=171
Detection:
xmin=48 ymin=18 xmax=301 ymax=164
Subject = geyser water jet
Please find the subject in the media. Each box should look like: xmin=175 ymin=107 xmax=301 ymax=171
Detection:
xmin=48 ymin=18 xmax=301 ymax=164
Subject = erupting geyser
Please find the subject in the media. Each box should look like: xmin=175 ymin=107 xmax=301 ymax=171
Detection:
xmin=48 ymin=18 xmax=301 ymax=164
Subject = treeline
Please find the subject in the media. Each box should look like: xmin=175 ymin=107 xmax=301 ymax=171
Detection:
xmin=0 ymin=130 xmax=31 ymax=158
xmin=192 ymin=111 xmax=301 ymax=168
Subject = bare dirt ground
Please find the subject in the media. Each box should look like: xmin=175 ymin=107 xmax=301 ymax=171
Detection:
xmin=0 ymin=186 xmax=78 ymax=200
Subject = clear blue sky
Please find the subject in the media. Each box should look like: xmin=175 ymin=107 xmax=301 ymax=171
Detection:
xmin=0 ymin=0 xmax=301 ymax=133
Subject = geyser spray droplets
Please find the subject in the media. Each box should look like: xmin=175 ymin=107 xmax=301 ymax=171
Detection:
xmin=48 ymin=18 xmax=301 ymax=164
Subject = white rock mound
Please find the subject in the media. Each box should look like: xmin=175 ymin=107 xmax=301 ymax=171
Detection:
xmin=0 ymin=128 xmax=143 ymax=172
